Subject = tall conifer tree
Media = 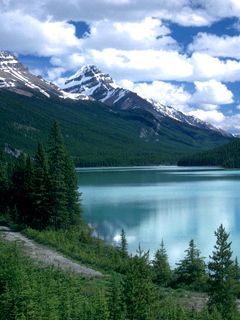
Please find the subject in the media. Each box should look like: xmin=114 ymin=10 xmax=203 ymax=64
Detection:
xmin=175 ymin=239 xmax=206 ymax=290
xmin=32 ymin=143 xmax=50 ymax=229
xmin=153 ymin=240 xmax=172 ymax=286
xmin=47 ymin=122 xmax=82 ymax=229
xmin=47 ymin=122 xmax=68 ymax=229
xmin=208 ymin=224 xmax=237 ymax=319
xmin=0 ymin=152 xmax=9 ymax=213
xmin=123 ymin=248 xmax=156 ymax=320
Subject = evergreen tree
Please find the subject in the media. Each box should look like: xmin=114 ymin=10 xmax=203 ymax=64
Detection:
xmin=0 ymin=152 xmax=9 ymax=213
xmin=47 ymin=122 xmax=68 ymax=229
xmin=175 ymin=239 xmax=206 ymax=290
xmin=11 ymin=153 xmax=34 ymax=225
xmin=62 ymin=146 xmax=82 ymax=226
xmin=152 ymin=239 xmax=172 ymax=287
xmin=119 ymin=229 xmax=128 ymax=257
xmin=47 ymin=122 xmax=82 ymax=229
xmin=108 ymin=275 xmax=126 ymax=320
xmin=208 ymin=224 xmax=237 ymax=319
xmin=92 ymin=290 xmax=109 ymax=320
xmin=123 ymin=246 xmax=156 ymax=320
xmin=32 ymin=143 xmax=50 ymax=229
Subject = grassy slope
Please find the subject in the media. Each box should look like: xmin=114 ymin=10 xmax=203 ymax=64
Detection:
xmin=0 ymin=90 xmax=232 ymax=166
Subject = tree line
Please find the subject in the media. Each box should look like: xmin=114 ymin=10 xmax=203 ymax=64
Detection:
xmin=178 ymin=139 xmax=240 ymax=168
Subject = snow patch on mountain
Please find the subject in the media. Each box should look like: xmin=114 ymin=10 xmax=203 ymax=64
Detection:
xmin=0 ymin=51 xmax=90 ymax=101
xmin=64 ymin=64 xmax=232 ymax=136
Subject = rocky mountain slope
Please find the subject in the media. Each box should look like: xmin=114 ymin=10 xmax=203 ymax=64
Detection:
xmin=63 ymin=65 xmax=231 ymax=137
xmin=0 ymin=51 xmax=89 ymax=100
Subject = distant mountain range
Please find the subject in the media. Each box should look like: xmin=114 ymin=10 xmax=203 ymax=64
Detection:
xmin=0 ymin=51 xmax=234 ymax=166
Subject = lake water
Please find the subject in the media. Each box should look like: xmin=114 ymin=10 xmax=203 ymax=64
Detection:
xmin=77 ymin=166 xmax=240 ymax=265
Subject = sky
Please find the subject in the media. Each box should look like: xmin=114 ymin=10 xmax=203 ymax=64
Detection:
xmin=1 ymin=0 xmax=240 ymax=134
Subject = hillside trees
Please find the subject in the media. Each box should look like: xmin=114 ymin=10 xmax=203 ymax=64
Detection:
xmin=1 ymin=122 xmax=82 ymax=230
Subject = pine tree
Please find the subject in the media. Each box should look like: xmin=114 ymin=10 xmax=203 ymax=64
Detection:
xmin=62 ymin=146 xmax=82 ymax=226
xmin=32 ymin=143 xmax=50 ymax=229
xmin=0 ymin=152 xmax=9 ymax=213
xmin=152 ymin=239 xmax=172 ymax=287
xmin=175 ymin=239 xmax=206 ymax=290
xmin=208 ymin=224 xmax=237 ymax=319
xmin=47 ymin=122 xmax=82 ymax=229
xmin=11 ymin=153 xmax=34 ymax=225
xmin=47 ymin=122 xmax=68 ymax=229
xmin=123 ymin=247 xmax=156 ymax=320
xmin=92 ymin=290 xmax=109 ymax=320
xmin=108 ymin=275 xmax=126 ymax=320
xmin=119 ymin=229 xmax=128 ymax=257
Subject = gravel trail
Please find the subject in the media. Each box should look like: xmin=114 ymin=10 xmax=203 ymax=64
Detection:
xmin=0 ymin=226 xmax=102 ymax=277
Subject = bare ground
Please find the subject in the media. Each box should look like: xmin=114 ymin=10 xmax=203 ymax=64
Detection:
xmin=0 ymin=226 xmax=102 ymax=277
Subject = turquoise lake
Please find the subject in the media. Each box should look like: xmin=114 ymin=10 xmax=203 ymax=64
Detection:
xmin=77 ymin=166 xmax=240 ymax=265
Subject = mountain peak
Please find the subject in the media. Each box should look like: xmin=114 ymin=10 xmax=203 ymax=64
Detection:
xmin=64 ymin=64 xmax=118 ymax=98
xmin=0 ymin=51 xmax=91 ymax=101
xmin=64 ymin=64 xmax=232 ymax=137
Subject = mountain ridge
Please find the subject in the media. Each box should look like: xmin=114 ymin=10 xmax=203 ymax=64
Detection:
xmin=63 ymin=64 xmax=232 ymax=138
xmin=0 ymin=51 xmax=90 ymax=101
xmin=0 ymin=51 xmax=234 ymax=166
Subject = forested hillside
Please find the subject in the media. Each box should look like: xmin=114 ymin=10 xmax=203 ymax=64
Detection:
xmin=178 ymin=139 xmax=240 ymax=168
xmin=0 ymin=90 xmax=232 ymax=166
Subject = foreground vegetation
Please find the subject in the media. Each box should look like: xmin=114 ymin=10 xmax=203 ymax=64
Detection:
xmin=1 ymin=224 xmax=240 ymax=320
xmin=1 ymin=123 xmax=240 ymax=319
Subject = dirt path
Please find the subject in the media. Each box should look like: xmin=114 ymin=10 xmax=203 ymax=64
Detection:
xmin=0 ymin=226 xmax=102 ymax=277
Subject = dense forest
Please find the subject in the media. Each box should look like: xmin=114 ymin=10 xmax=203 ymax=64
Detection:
xmin=178 ymin=139 xmax=240 ymax=168
xmin=0 ymin=90 xmax=232 ymax=167
xmin=1 ymin=123 xmax=240 ymax=319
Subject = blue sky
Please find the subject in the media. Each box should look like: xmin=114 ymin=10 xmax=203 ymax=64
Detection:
xmin=1 ymin=0 xmax=240 ymax=133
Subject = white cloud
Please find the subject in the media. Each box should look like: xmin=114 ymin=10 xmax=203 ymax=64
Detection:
xmin=3 ymin=0 xmax=240 ymax=26
xmin=118 ymin=78 xmax=237 ymax=132
xmin=70 ymin=50 xmax=240 ymax=83
xmin=190 ymin=52 xmax=240 ymax=82
xmin=82 ymin=18 xmax=178 ymax=51
xmin=191 ymin=80 xmax=233 ymax=106
xmin=189 ymin=33 xmax=240 ymax=58
xmin=119 ymin=80 xmax=191 ymax=111
xmin=220 ymin=114 xmax=240 ymax=134
xmin=0 ymin=10 xmax=81 ymax=56
xmin=189 ymin=109 xmax=226 ymax=124
xmin=83 ymin=49 xmax=193 ymax=82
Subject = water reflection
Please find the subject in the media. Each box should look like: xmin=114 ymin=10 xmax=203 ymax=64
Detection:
xmin=78 ymin=167 xmax=240 ymax=265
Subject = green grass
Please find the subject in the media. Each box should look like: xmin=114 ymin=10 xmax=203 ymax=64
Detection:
xmin=23 ymin=227 xmax=127 ymax=274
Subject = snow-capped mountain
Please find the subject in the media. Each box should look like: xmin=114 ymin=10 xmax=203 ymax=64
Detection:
xmin=0 ymin=51 xmax=90 ymax=100
xmin=64 ymin=65 xmax=231 ymax=137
